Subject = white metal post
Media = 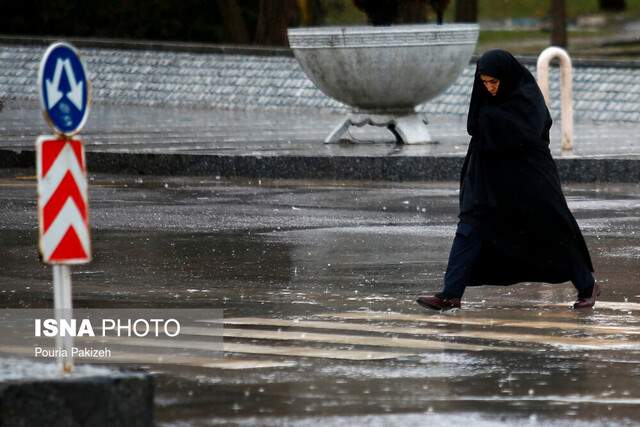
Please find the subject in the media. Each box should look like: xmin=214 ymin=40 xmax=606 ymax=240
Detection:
xmin=536 ymin=47 xmax=574 ymax=151
xmin=53 ymin=265 xmax=74 ymax=373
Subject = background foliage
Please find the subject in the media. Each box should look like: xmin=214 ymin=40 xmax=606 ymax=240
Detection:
xmin=2 ymin=0 xmax=639 ymax=48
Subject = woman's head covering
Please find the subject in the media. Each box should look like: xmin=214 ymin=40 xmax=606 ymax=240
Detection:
xmin=467 ymin=49 xmax=549 ymax=136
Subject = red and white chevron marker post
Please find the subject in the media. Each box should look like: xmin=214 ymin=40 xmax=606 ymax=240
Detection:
xmin=36 ymin=138 xmax=91 ymax=374
xmin=37 ymin=137 xmax=91 ymax=264
xmin=37 ymin=42 xmax=92 ymax=374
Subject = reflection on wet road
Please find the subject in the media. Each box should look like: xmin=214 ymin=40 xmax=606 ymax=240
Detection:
xmin=1 ymin=171 xmax=639 ymax=426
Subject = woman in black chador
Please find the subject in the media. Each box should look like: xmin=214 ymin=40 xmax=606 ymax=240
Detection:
xmin=417 ymin=49 xmax=598 ymax=311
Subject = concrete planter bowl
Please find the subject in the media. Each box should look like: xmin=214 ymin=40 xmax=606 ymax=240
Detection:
xmin=288 ymin=24 xmax=479 ymax=144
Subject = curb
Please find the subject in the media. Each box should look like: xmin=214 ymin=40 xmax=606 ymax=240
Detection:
xmin=2 ymin=149 xmax=639 ymax=183
xmin=3 ymin=35 xmax=640 ymax=68
xmin=0 ymin=34 xmax=294 ymax=57
xmin=0 ymin=371 xmax=154 ymax=427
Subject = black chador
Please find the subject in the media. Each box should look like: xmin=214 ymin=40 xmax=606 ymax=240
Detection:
xmin=417 ymin=49 xmax=597 ymax=311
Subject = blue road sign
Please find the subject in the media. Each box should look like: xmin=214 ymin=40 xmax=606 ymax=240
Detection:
xmin=38 ymin=42 xmax=90 ymax=136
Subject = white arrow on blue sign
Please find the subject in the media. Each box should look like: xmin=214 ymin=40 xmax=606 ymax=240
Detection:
xmin=38 ymin=42 xmax=90 ymax=136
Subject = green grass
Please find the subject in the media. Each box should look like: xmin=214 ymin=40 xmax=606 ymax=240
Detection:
xmin=479 ymin=30 xmax=547 ymax=44
xmin=321 ymin=0 xmax=367 ymax=26
xmin=478 ymin=29 xmax=612 ymax=44
xmin=478 ymin=0 xmax=593 ymax=20
xmin=468 ymin=0 xmax=640 ymax=20
xmin=314 ymin=0 xmax=640 ymax=58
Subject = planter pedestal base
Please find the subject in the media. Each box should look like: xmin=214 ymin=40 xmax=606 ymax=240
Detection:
xmin=325 ymin=113 xmax=434 ymax=145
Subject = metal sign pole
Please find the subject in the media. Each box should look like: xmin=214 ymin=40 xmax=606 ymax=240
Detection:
xmin=53 ymin=265 xmax=74 ymax=373
xmin=38 ymin=42 xmax=91 ymax=376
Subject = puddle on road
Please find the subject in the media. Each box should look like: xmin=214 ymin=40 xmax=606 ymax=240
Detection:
xmin=174 ymin=412 xmax=636 ymax=427
xmin=2 ymin=178 xmax=640 ymax=426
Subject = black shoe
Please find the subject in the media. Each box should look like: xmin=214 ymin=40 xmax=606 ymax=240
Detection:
xmin=573 ymin=283 xmax=601 ymax=309
xmin=416 ymin=293 xmax=461 ymax=311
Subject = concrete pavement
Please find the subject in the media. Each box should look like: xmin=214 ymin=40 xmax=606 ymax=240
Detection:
xmin=2 ymin=38 xmax=640 ymax=182
xmin=2 ymin=100 xmax=640 ymax=182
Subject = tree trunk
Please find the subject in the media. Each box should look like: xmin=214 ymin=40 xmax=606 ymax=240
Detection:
xmin=455 ymin=0 xmax=478 ymax=22
xmin=429 ymin=0 xmax=451 ymax=25
xmin=396 ymin=0 xmax=428 ymax=24
xmin=353 ymin=0 xmax=397 ymax=26
xmin=599 ymin=0 xmax=626 ymax=11
xmin=254 ymin=0 xmax=297 ymax=46
xmin=550 ymin=0 xmax=567 ymax=48
xmin=216 ymin=0 xmax=250 ymax=44
xmin=297 ymin=0 xmax=324 ymax=26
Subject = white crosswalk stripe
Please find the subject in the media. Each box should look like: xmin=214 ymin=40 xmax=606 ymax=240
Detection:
xmin=0 ymin=345 xmax=296 ymax=370
xmin=179 ymin=326 xmax=523 ymax=352
xmin=208 ymin=317 xmax=638 ymax=350
xmin=88 ymin=336 xmax=413 ymax=361
xmin=320 ymin=311 xmax=640 ymax=336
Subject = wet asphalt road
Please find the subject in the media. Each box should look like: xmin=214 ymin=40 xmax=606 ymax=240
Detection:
xmin=1 ymin=168 xmax=640 ymax=426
